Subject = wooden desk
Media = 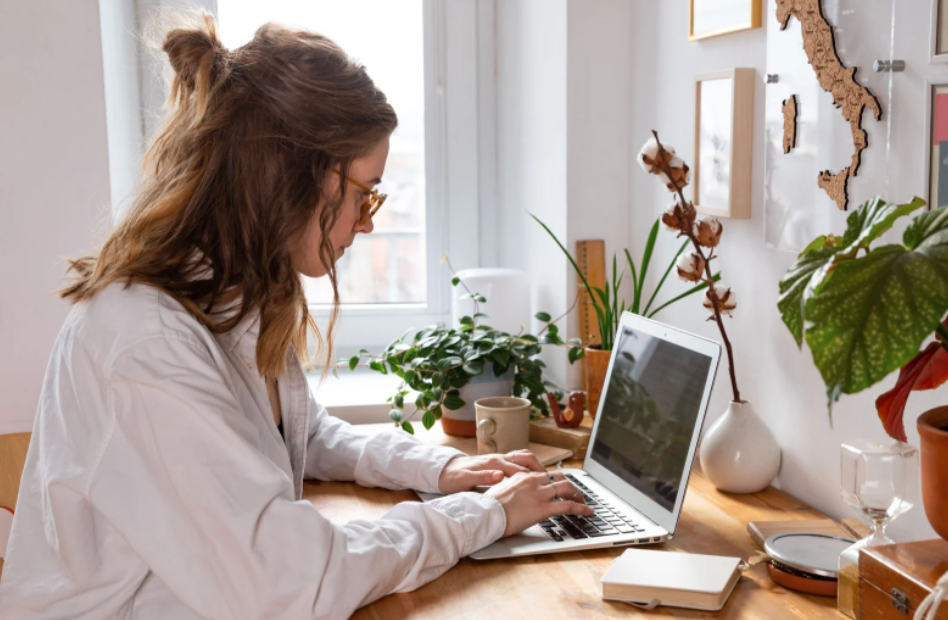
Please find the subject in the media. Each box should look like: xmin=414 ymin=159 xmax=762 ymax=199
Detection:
xmin=304 ymin=424 xmax=845 ymax=619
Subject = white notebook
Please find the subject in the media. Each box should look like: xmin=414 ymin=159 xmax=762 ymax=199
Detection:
xmin=600 ymin=548 xmax=744 ymax=611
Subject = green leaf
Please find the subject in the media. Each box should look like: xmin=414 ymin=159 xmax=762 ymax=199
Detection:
xmin=474 ymin=294 xmax=487 ymax=303
xmin=442 ymin=390 xmax=466 ymax=410
xmin=530 ymin=213 xmax=596 ymax=305
xmin=332 ymin=367 xmax=339 ymax=379
xmin=359 ymin=348 xmax=371 ymax=355
xmin=624 ymin=248 xmax=639 ymax=308
xmin=777 ymin=247 xmax=842 ymax=346
xmin=647 ymin=273 xmax=720 ymax=319
xmin=644 ymin=238 xmax=689 ymax=316
xmin=634 ymin=219 xmax=660 ymax=314
xmin=369 ymin=360 xmax=388 ymax=375
xmin=349 ymin=355 xmax=360 ymax=372
xmin=451 ymin=276 xmax=460 ymax=286
xmin=474 ymin=312 xmax=490 ymax=320
xmin=535 ymin=311 xmax=552 ymax=322
xmin=548 ymin=324 xmax=559 ymax=336
xmin=422 ymin=410 xmax=436 ymax=430
xmin=389 ymin=409 xmax=404 ymax=422
xmin=401 ymin=421 xmax=415 ymax=434
xmin=491 ymin=348 xmax=510 ymax=367
xmin=459 ymin=315 xmax=474 ymax=325
xmin=394 ymin=393 xmax=405 ymax=408
xmin=568 ymin=347 xmax=585 ymax=364
xmin=840 ymin=196 xmax=926 ymax=255
xmin=463 ymin=360 xmax=484 ymax=376
xmin=805 ymin=207 xmax=948 ymax=408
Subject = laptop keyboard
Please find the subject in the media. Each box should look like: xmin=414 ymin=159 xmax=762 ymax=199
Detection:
xmin=536 ymin=473 xmax=648 ymax=542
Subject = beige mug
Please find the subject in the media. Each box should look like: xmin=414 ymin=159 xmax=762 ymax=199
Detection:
xmin=475 ymin=397 xmax=532 ymax=455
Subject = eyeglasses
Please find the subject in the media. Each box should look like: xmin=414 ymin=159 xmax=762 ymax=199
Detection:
xmin=337 ymin=173 xmax=387 ymax=227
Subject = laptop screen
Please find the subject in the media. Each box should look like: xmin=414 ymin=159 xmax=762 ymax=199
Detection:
xmin=589 ymin=324 xmax=714 ymax=512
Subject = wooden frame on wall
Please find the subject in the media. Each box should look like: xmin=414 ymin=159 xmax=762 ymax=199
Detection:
xmin=693 ymin=68 xmax=755 ymax=219
xmin=925 ymin=79 xmax=948 ymax=211
xmin=932 ymin=0 xmax=948 ymax=63
xmin=689 ymin=0 xmax=762 ymax=41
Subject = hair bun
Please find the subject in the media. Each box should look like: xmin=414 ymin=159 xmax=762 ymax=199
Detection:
xmin=162 ymin=12 xmax=226 ymax=94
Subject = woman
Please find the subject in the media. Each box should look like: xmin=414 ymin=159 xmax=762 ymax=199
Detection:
xmin=0 ymin=13 xmax=592 ymax=620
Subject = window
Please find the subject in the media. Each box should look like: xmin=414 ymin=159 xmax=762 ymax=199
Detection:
xmin=217 ymin=0 xmax=428 ymax=307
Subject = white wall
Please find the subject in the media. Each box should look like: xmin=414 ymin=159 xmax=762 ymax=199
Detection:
xmin=626 ymin=0 xmax=938 ymax=541
xmin=0 ymin=0 xmax=114 ymax=434
xmin=496 ymin=0 xmax=570 ymax=387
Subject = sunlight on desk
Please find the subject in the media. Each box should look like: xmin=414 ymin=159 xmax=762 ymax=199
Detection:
xmin=303 ymin=423 xmax=844 ymax=619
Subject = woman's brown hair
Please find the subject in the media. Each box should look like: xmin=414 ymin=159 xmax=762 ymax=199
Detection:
xmin=62 ymin=12 xmax=397 ymax=379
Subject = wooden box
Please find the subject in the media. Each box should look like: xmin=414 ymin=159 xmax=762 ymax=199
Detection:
xmin=860 ymin=539 xmax=948 ymax=620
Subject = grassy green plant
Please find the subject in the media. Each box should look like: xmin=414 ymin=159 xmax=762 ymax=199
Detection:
xmin=531 ymin=214 xmax=718 ymax=350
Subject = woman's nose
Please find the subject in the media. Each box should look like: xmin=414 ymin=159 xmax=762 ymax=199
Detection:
xmin=358 ymin=217 xmax=374 ymax=234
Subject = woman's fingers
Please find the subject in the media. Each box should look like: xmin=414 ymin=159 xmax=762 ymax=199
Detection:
xmin=487 ymin=455 xmax=531 ymax=478
xmin=544 ymin=479 xmax=584 ymax=503
xmin=547 ymin=499 xmax=595 ymax=517
xmin=505 ymin=450 xmax=546 ymax=473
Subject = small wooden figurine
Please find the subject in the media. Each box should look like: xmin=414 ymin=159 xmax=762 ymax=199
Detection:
xmin=546 ymin=391 xmax=585 ymax=428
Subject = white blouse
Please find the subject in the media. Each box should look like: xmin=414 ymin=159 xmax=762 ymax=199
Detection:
xmin=0 ymin=283 xmax=505 ymax=619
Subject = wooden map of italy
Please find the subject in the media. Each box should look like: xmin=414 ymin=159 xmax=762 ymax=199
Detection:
xmin=782 ymin=94 xmax=798 ymax=153
xmin=776 ymin=0 xmax=882 ymax=210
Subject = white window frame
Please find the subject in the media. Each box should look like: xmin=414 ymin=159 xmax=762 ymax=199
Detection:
xmin=312 ymin=0 xmax=494 ymax=354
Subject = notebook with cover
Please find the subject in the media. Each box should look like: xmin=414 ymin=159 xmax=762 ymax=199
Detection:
xmin=600 ymin=548 xmax=744 ymax=611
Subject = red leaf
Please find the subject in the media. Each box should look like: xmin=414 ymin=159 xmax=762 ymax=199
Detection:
xmin=876 ymin=342 xmax=948 ymax=442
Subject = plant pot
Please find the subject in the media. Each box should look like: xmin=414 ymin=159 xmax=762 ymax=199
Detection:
xmin=698 ymin=400 xmax=781 ymax=493
xmin=918 ymin=406 xmax=948 ymax=541
xmin=583 ymin=345 xmax=611 ymax=419
xmin=441 ymin=370 xmax=514 ymax=437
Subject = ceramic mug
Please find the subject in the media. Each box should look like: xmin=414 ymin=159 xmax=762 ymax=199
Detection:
xmin=475 ymin=397 xmax=531 ymax=455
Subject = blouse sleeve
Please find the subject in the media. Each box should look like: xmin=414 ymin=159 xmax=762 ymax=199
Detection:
xmin=302 ymin=391 xmax=467 ymax=494
xmin=89 ymin=334 xmax=504 ymax=620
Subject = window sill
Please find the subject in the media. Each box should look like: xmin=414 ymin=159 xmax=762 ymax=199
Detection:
xmin=308 ymin=369 xmax=415 ymax=425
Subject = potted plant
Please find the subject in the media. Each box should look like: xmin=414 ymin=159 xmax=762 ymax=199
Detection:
xmin=777 ymin=196 xmax=948 ymax=538
xmin=343 ymin=258 xmax=580 ymax=436
xmin=637 ymin=131 xmax=779 ymax=494
xmin=531 ymin=214 xmax=718 ymax=418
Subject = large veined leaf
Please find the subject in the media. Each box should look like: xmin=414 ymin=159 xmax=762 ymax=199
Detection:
xmin=777 ymin=245 xmax=841 ymax=347
xmin=804 ymin=206 xmax=948 ymax=407
xmin=777 ymin=197 xmax=927 ymax=347
xmin=840 ymin=196 xmax=926 ymax=254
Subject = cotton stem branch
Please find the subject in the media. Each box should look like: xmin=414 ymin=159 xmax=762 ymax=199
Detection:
xmin=651 ymin=130 xmax=741 ymax=404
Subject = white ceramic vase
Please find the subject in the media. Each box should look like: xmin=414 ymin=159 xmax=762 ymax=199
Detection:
xmin=698 ymin=400 xmax=781 ymax=493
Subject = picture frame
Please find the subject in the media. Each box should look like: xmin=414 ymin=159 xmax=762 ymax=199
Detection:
xmin=931 ymin=0 xmax=948 ymax=63
xmin=689 ymin=0 xmax=761 ymax=41
xmin=693 ymin=69 xmax=755 ymax=219
xmin=925 ymin=79 xmax=948 ymax=211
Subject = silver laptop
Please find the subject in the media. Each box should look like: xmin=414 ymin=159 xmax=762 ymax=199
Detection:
xmin=441 ymin=312 xmax=721 ymax=560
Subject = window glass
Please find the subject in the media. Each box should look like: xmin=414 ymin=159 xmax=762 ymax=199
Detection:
xmin=217 ymin=0 xmax=427 ymax=304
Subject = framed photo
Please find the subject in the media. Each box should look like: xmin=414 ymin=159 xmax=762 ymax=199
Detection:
xmin=932 ymin=0 xmax=948 ymax=63
xmin=689 ymin=0 xmax=761 ymax=41
xmin=926 ymin=81 xmax=948 ymax=210
xmin=693 ymin=69 xmax=755 ymax=219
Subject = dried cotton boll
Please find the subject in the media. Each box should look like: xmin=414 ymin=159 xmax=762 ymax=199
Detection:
xmin=694 ymin=218 xmax=723 ymax=248
xmin=676 ymin=252 xmax=706 ymax=283
xmin=662 ymin=202 xmax=684 ymax=231
xmin=637 ymin=137 xmax=662 ymax=174
xmin=703 ymin=283 xmax=737 ymax=316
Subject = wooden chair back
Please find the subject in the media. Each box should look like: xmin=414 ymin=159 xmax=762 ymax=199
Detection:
xmin=0 ymin=432 xmax=32 ymax=580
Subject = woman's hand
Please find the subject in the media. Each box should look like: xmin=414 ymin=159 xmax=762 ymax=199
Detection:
xmin=485 ymin=471 xmax=593 ymax=537
xmin=437 ymin=449 xmax=546 ymax=495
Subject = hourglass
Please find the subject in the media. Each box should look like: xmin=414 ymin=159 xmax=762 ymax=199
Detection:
xmin=837 ymin=439 xmax=918 ymax=619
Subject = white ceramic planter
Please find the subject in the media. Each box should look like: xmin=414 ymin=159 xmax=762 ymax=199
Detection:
xmin=698 ymin=400 xmax=781 ymax=493
xmin=441 ymin=370 xmax=514 ymax=437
